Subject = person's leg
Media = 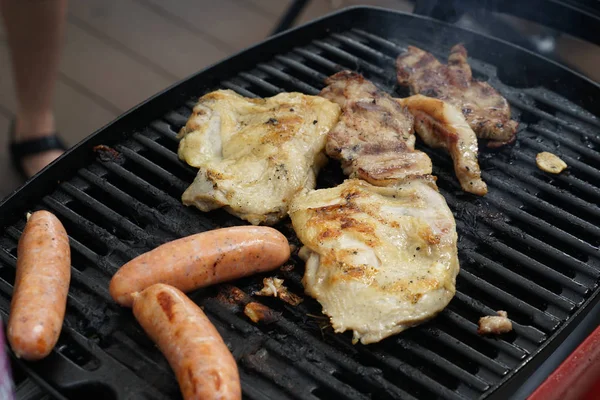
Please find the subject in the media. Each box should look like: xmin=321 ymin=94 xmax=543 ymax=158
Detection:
xmin=1 ymin=0 xmax=67 ymax=177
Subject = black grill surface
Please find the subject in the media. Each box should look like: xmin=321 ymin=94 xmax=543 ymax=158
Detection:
xmin=1 ymin=7 xmax=599 ymax=400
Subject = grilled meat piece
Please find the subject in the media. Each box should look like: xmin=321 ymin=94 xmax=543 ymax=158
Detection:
xmin=396 ymin=44 xmax=518 ymax=147
xmin=478 ymin=310 xmax=513 ymax=335
xmin=321 ymin=71 xmax=486 ymax=195
xmin=398 ymin=95 xmax=487 ymax=195
xmin=244 ymin=302 xmax=280 ymax=324
xmin=320 ymin=71 xmax=433 ymax=186
xmin=291 ymin=72 xmax=462 ymax=344
xmin=289 ymin=178 xmax=459 ymax=344
xmin=536 ymin=152 xmax=567 ymax=174
xmin=178 ymin=89 xmax=341 ymax=225
xmin=255 ymin=277 xmax=303 ymax=306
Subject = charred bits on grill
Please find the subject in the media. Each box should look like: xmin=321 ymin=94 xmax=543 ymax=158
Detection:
xmin=244 ymin=302 xmax=281 ymax=324
xmin=216 ymin=285 xmax=252 ymax=311
xmin=93 ymin=144 xmax=125 ymax=164
xmin=254 ymin=277 xmax=303 ymax=306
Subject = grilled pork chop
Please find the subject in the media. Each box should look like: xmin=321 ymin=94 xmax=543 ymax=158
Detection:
xmin=178 ymin=89 xmax=341 ymax=225
xmin=320 ymin=71 xmax=432 ymax=185
xmin=321 ymin=71 xmax=486 ymax=195
xmin=396 ymin=44 xmax=518 ymax=147
xmin=289 ymin=178 xmax=459 ymax=344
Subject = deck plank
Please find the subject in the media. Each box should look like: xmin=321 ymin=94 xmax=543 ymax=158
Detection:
xmin=296 ymin=1 xmax=413 ymax=26
xmin=244 ymin=0 xmax=293 ymax=18
xmin=60 ymin=20 xmax=174 ymax=112
xmin=138 ymin=0 xmax=275 ymax=51
xmin=0 ymin=41 xmax=118 ymax=147
xmin=69 ymin=0 xmax=229 ymax=80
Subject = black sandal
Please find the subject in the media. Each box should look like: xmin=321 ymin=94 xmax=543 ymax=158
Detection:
xmin=8 ymin=120 xmax=67 ymax=179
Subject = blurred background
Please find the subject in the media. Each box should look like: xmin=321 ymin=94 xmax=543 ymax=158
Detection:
xmin=1 ymin=0 xmax=599 ymax=198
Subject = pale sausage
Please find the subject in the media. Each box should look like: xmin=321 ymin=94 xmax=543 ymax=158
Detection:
xmin=8 ymin=211 xmax=71 ymax=360
xmin=110 ymin=226 xmax=290 ymax=307
xmin=132 ymin=283 xmax=241 ymax=400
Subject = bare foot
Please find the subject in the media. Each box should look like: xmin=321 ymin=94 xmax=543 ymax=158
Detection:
xmin=14 ymin=112 xmax=65 ymax=177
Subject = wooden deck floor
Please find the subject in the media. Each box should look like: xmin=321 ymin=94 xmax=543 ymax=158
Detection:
xmin=0 ymin=0 xmax=597 ymax=199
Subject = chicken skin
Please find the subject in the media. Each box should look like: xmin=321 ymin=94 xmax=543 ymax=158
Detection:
xmin=290 ymin=178 xmax=459 ymax=344
xmin=178 ymin=89 xmax=341 ymax=225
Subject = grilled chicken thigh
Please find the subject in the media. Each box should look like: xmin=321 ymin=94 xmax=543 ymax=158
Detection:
xmin=398 ymin=95 xmax=487 ymax=195
xmin=320 ymin=71 xmax=433 ymax=185
xmin=396 ymin=44 xmax=518 ymax=147
xmin=289 ymin=178 xmax=459 ymax=344
xmin=178 ymin=90 xmax=341 ymax=225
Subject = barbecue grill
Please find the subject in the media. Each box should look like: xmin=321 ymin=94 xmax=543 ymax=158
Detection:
xmin=2 ymin=6 xmax=600 ymax=400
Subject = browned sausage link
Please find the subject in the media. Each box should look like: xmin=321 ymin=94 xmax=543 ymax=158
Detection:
xmin=133 ymin=284 xmax=241 ymax=400
xmin=8 ymin=211 xmax=71 ymax=360
xmin=110 ymin=226 xmax=290 ymax=307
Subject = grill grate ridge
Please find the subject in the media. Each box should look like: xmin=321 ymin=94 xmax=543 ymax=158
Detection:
xmin=506 ymin=95 xmax=600 ymax=137
xmin=423 ymin=326 xmax=508 ymax=376
xmin=482 ymin=174 xmax=600 ymax=240
xmin=462 ymin=249 xmax=575 ymax=312
xmin=458 ymin=269 xmax=558 ymax=332
xmin=77 ymin=169 xmax=183 ymax=237
xmin=60 ymin=182 xmax=149 ymax=241
xmin=313 ymin=40 xmax=387 ymax=77
xmin=531 ymin=124 xmax=600 ymax=164
xmin=395 ymin=338 xmax=490 ymax=391
xmin=41 ymin=196 xmax=135 ymax=260
xmin=487 ymin=158 xmax=600 ymax=220
xmin=331 ymin=33 xmax=396 ymax=65
xmin=257 ymin=63 xmax=321 ymax=95
xmin=275 ymin=55 xmax=329 ymax=85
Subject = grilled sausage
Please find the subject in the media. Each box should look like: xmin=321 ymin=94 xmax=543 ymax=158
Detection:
xmin=7 ymin=211 xmax=71 ymax=360
xmin=110 ymin=226 xmax=290 ymax=307
xmin=132 ymin=284 xmax=241 ymax=400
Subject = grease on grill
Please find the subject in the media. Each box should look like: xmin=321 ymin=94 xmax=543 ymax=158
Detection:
xmin=93 ymin=145 xmax=125 ymax=164
xmin=244 ymin=302 xmax=281 ymax=324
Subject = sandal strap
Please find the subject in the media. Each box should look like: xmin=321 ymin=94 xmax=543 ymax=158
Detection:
xmin=9 ymin=135 xmax=67 ymax=159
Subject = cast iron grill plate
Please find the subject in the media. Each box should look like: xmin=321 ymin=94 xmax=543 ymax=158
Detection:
xmin=0 ymin=7 xmax=599 ymax=400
